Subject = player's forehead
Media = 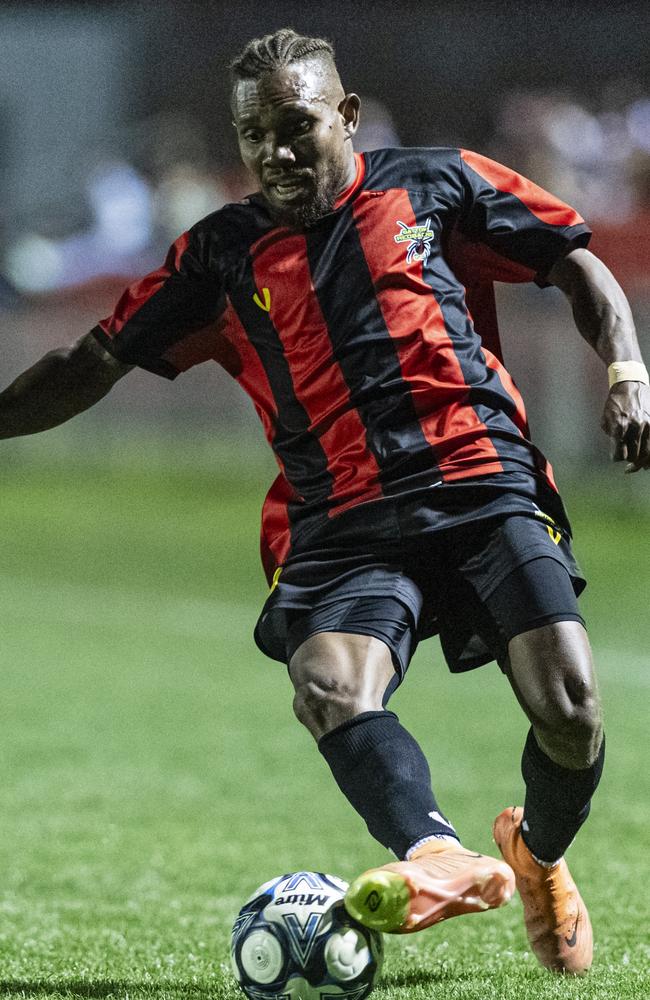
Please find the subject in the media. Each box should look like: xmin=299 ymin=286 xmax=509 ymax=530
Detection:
xmin=232 ymin=59 xmax=336 ymax=124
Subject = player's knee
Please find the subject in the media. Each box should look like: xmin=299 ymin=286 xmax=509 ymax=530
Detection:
xmin=510 ymin=622 xmax=603 ymax=768
xmin=292 ymin=676 xmax=367 ymax=740
xmin=289 ymin=632 xmax=396 ymax=741
xmin=537 ymin=679 xmax=603 ymax=768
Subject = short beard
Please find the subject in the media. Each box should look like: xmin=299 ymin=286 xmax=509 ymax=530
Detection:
xmin=265 ymin=161 xmax=349 ymax=230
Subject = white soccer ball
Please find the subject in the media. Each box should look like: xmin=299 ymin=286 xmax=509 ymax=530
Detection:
xmin=231 ymin=871 xmax=383 ymax=999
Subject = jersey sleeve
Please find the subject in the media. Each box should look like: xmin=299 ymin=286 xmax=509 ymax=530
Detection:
xmin=457 ymin=149 xmax=592 ymax=287
xmin=90 ymin=223 xmax=224 ymax=379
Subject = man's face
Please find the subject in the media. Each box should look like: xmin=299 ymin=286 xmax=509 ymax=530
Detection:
xmin=232 ymin=58 xmax=359 ymax=228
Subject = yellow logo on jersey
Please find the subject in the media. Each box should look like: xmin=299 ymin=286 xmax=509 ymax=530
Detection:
xmin=270 ymin=566 xmax=282 ymax=592
xmin=253 ymin=287 xmax=271 ymax=311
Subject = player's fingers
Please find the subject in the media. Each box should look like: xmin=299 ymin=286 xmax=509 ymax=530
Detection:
xmin=601 ymin=398 xmax=628 ymax=442
xmin=640 ymin=423 xmax=650 ymax=464
xmin=624 ymin=423 xmax=650 ymax=473
xmin=600 ymin=407 xmax=615 ymax=434
xmin=623 ymin=422 xmax=642 ymax=462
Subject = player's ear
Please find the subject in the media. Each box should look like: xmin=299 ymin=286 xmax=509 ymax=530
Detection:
xmin=339 ymin=93 xmax=360 ymax=138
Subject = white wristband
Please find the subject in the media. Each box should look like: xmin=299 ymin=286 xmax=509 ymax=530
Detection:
xmin=607 ymin=361 xmax=649 ymax=389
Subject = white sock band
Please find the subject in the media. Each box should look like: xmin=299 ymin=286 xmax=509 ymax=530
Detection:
xmin=405 ymin=833 xmax=460 ymax=859
xmin=530 ymin=851 xmax=562 ymax=869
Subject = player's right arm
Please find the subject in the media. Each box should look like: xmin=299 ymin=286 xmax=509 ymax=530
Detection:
xmin=0 ymin=332 xmax=132 ymax=439
xmin=0 ymin=222 xmax=225 ymax=440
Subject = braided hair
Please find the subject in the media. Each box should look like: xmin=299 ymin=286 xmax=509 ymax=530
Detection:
xmin=230 ymin=28 xmax=335 ymax=83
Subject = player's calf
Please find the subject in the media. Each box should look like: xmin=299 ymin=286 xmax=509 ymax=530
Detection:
xmin=506 ymin=621 xmax=605 ymax=862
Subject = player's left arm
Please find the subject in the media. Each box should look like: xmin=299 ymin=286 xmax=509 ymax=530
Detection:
xmin=547 ymin=247 xmax=650 ymax=473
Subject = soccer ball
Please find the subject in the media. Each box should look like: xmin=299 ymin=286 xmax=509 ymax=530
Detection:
xmin=231 ymin=871 xmax=383 ymax=999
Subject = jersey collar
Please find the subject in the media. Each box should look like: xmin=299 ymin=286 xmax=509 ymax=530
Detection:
xmin=333 ymin=152 xmax=366 ymax=210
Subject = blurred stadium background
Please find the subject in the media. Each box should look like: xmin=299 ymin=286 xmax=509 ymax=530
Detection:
xmin=0 ymin=3 xmax=649 ymax=996
xmin=2 ymin=0 xmax=649 ymax=480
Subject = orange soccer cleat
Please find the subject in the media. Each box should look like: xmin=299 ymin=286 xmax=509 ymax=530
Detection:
xmin=344 ymin=839 xmax=515 ymax=934
xmin=493 ymin=806 xmax=593 ymax=974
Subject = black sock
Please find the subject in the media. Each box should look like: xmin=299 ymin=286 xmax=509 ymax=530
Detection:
xmin=318 ymin=711 xmax=457 ymax=860
xmin=521 ymin=728 xmax=605 ymax=863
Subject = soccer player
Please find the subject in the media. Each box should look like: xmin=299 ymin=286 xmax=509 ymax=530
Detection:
xmin=1 ymin=28 xmax=648 ymax=976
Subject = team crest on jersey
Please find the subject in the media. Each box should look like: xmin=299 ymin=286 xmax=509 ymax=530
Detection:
xmin=394 ymin=217 xmax=435 ymax=263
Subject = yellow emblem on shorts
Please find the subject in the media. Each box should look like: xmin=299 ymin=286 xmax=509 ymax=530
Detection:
xmin=270 ymin=566 xmax=283 ymax=592
xmin=533 ymin=507 xmax=562 ymax=545
xmin=547 ymin=525 xmax=562 ymax=545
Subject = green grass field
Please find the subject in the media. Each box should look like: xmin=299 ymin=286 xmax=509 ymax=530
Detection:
xmin=0 ymin=452 xmax=648 ymax=999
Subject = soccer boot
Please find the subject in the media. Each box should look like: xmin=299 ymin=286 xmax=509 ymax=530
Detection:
xmin=344 ymin=839 xmax=515 ymax=934
xmin=493 ymin=806 xmax=593 ymax=974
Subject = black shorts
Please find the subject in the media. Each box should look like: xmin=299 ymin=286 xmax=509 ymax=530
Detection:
xmin=254 ymin=511 xmax=586 ymax=679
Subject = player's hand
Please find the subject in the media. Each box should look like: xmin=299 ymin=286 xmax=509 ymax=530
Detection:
xmin=601 ymin=381 xmax=650 ymax=473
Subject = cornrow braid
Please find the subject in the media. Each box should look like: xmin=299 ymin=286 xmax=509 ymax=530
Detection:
xmin=230 ymin=28 xmax=335 ymax=82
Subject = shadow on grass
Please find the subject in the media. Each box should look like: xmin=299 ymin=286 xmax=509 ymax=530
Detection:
xmin=1 ymin=976 xmax=449 ymax=999
xmin=378 ymin=967 xmax=465 ymax=989
xmin=0 ymin=982 xmax=218 ymax=999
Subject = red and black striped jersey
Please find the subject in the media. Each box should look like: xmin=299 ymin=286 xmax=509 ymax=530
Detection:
xmin=91 ymin=147 xmax=591 ymax=582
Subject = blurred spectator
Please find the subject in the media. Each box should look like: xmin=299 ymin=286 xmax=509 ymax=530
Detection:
xmin=154 ymin=162 xmax=230 ymax=239
xmin=492 ymin=80 xmax=650 ymax=226
xmin=0 ymin=271 xmax=18 ymax=311
xmin=354 ymin=95 xmax=401 ymax=152
xmin=5 ymin=161 xmax=154 ymax=293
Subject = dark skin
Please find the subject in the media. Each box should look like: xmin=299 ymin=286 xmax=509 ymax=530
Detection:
xmin=0 ymin=57 xmax=646 ymax=768
xmin=546 ymin=247 xmax=650 ymax=472
xmin=231 ymin=56 xmax=360 ymax=228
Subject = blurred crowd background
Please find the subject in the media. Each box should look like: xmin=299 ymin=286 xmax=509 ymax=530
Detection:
xmin=1 ymin=1 xmax=649 ymax=498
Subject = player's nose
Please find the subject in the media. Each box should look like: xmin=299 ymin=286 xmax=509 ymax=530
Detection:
xmin=263 ymin=142 xmax=297 ymax=168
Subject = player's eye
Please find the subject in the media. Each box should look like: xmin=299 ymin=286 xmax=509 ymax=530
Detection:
xmin=292 ymin=119 xmax=312 ymax=135
xmin=242 ymin=129 xmax=263 ymax=143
